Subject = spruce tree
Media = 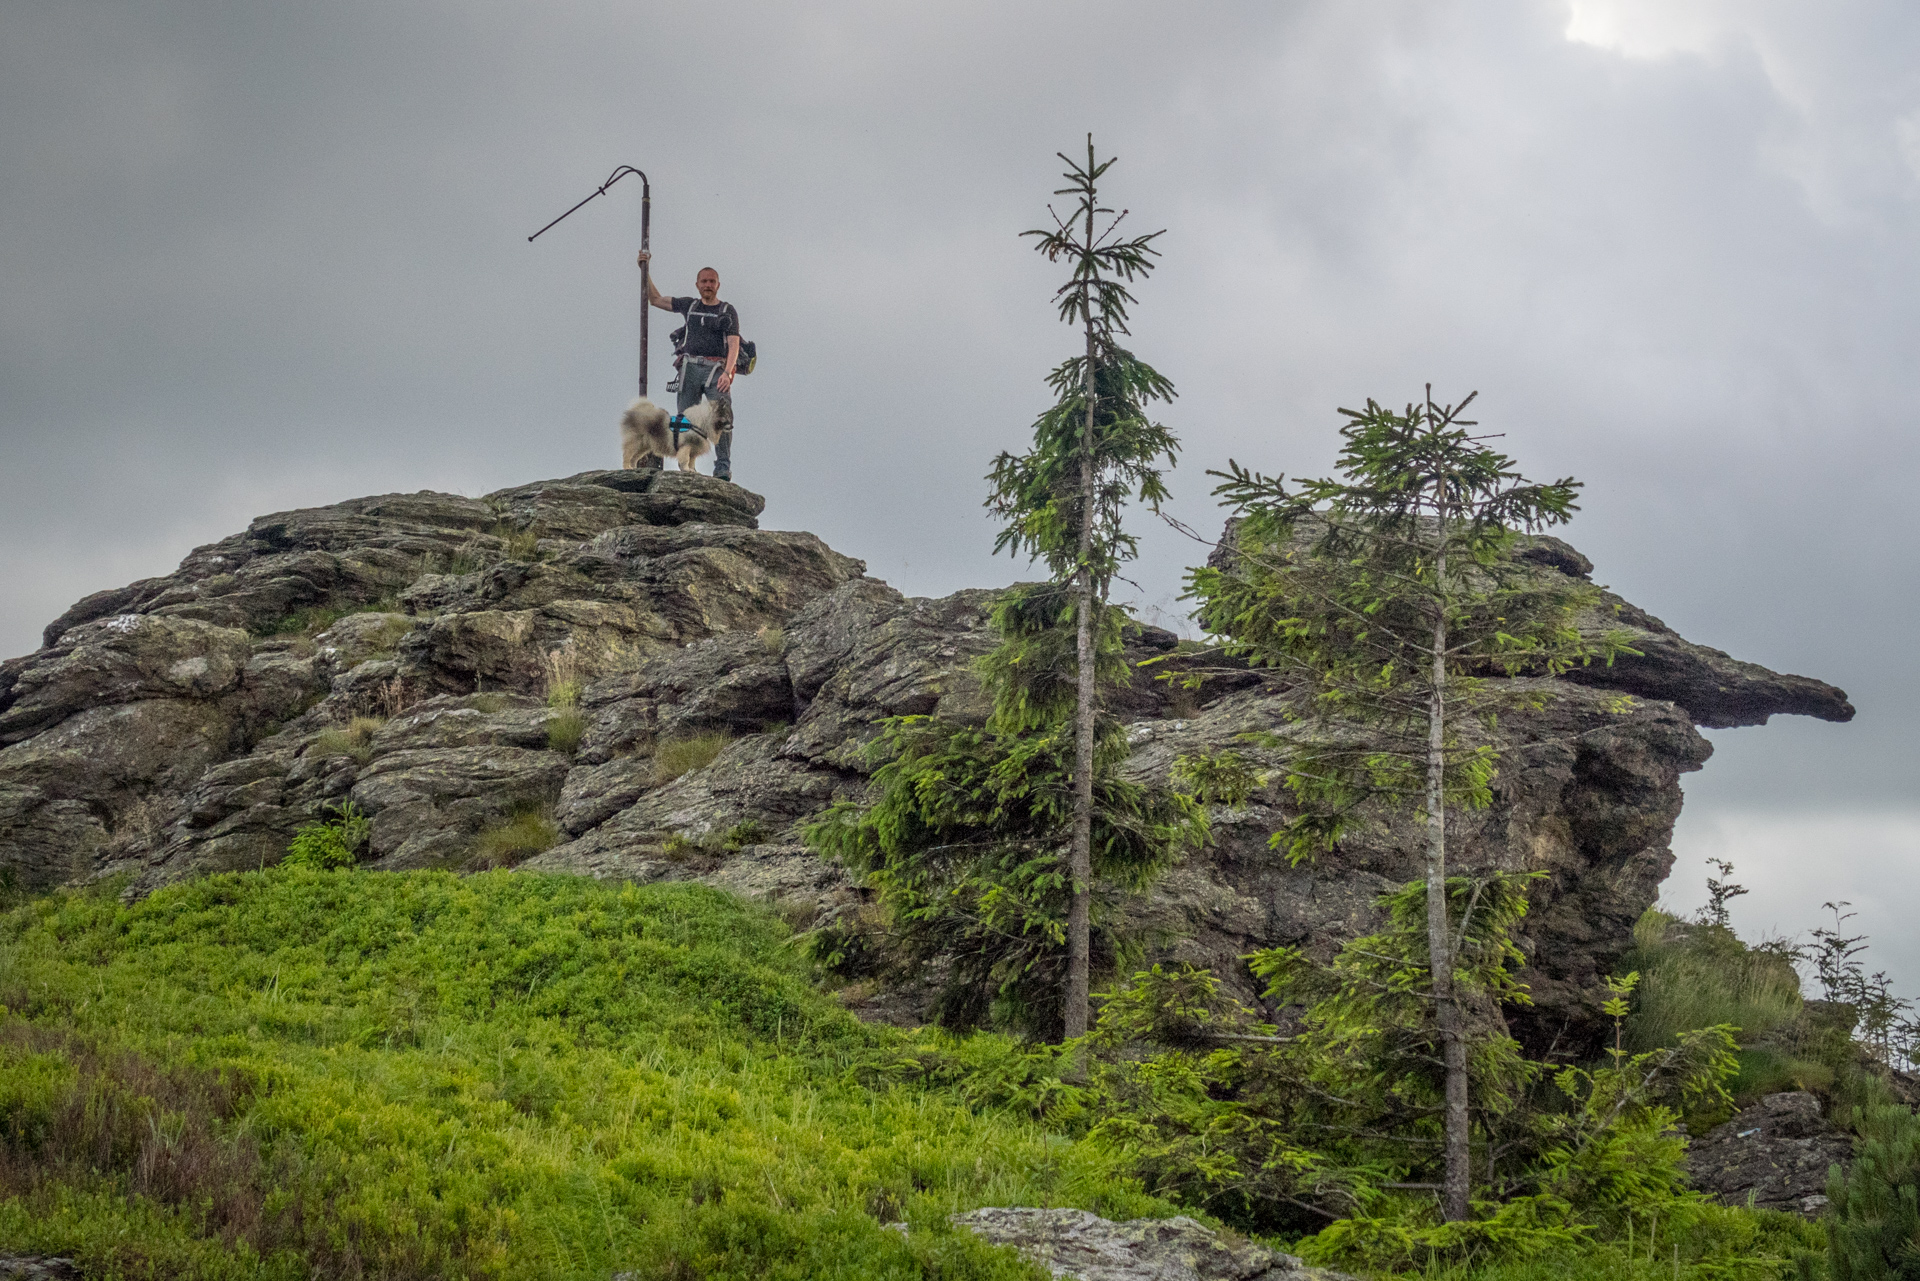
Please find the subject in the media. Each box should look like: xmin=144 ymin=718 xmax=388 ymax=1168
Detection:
xmin=1827 ymin=1102 xmax=1920 ymax=1281
xmin=986 ymin=136 xmax=1182 ymax=1040
xmin=1186 ymin=388 xmax=1629 ymax=1220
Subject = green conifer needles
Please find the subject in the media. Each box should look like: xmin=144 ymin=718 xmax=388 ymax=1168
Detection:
xmin=1190 ymin=390 xmax=1632 ymax=865
xmin=1187 ymin=387 xmax=1634 ymax=1221
xmin=985 ymin=137 xmax=1183 ymax=1041
xmin=1827 ymin=1103 xmax=1920 ymax=1281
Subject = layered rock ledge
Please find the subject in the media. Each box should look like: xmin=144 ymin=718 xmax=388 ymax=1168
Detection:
xmin=0 ymin=471 xmax=1851 ymax=1051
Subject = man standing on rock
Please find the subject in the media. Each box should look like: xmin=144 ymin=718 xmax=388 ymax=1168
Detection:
xmin=636 ymin=251 xmax=740 ymax=482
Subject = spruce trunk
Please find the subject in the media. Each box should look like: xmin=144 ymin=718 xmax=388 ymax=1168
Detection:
xmin=1428 ymin=543 xmax=1470 ymax=1222
xmin=1064 ymin=310 xmax=1097 ymax=1044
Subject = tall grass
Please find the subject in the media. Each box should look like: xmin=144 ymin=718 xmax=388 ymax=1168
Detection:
xmin=1623 ymin=909 xmax=1826 ymax=1102
xmin=0 ymin=872 xmax=1159 ymax=1279
xmin=1624 ymin=909 xmax=1803 ymax=1052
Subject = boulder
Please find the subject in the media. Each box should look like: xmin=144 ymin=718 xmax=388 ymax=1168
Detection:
xmin=950 ymin=1208 xmax=1352 ymax=1281
xmin=351 ymin=746 xmax=572 ymax=868
xmin=1685 ymin=1091 xmax=1853 ymax=1216
xmin=0 ymin=614 xmax=251 ymax=744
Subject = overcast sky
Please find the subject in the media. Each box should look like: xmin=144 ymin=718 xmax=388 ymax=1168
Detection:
xmin=4 ymin=0 xmax=1917 ymax=987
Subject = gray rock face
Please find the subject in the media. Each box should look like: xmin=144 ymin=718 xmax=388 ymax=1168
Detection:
xmin=1685 ymin=1091 xmax=1853 ymax=1216
xmin=950 ymin=1208 xmax=1351 ymax=1280
xmin=0 ymin=476 xmax=1848 ymax=1054
xmin=0 ymin=1257 xmax=81 ymax=1281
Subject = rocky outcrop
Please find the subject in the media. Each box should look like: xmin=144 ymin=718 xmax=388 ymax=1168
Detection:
xmin=0 ymin=470 xmax=1851 ymax=1052
xmin=1685 ymin=1091 xmax=1853 ymax=1216
xmin=950 ymin=1208 xmax=1351 ymax=1281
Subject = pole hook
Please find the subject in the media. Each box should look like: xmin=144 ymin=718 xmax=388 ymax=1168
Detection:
xmin=528 ymin=167 xmax=654 ymax=398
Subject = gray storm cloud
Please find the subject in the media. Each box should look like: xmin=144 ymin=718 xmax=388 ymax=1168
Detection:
xmin=3 ymin=0 xmax=1916 ymax=977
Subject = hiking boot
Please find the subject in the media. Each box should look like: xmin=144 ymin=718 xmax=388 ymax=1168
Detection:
xmin=713 ymin=466 xmax=732 ymax=482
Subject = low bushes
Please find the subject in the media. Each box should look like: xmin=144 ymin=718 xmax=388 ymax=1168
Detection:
xmin=0 ymin=872 xmax=1159 ymax=1280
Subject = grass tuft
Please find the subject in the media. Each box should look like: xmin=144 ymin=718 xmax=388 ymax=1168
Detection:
xmin=1624 ymin=910 xmax=1803 ymax=1055
xmin=489 ymin=523 xmax=541 ymax=562
xmin=546 ymin=709 xmax=588 ymax=757
xmin=654 ymin=732 xmax=732 ymax=785
xmin=308 ymin=716 xmax=387 ymax=766
xmin=473 ymin=809 xmax=561 ymax=868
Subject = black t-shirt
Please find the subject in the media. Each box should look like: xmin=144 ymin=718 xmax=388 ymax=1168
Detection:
xmin=671 ymin=297 xmax=741 ymax=359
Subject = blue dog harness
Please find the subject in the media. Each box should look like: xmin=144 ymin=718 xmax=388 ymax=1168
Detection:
xmin=669 ymin=414 xmax=709 ymax=449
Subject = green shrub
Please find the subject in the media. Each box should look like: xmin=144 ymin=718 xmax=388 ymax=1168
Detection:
xmin=662 ymin=833 xmax=712 ymax=862
xmin=282 ymin=802 xmax=371 ymax=870
xmin=654 ymin=732 xmax=732 ymax=783
xmin=308 ymin=716 xmax=387 ymax=766
xmin=1170 ymin=749 xmax=1263 ymax=806
xmin=473 ymin=809 xmax=560 ymax=868
xmin=1827 ymin=1102 xmax=1920 ymax=1281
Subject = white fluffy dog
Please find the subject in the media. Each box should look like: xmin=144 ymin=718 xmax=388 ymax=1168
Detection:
xmin=620 ymin=397 xmax=719 ymax=473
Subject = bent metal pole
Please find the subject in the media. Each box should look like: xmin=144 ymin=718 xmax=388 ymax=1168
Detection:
xmin=528 ymin=166 xmax=652 ymax=398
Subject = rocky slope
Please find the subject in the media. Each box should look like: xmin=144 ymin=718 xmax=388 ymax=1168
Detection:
xmin=0 ymin=471 xmax=1852 ymax=1050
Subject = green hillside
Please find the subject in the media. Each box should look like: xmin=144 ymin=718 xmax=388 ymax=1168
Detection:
xmin=0 ymin=870 xmax=1163 ymax=1280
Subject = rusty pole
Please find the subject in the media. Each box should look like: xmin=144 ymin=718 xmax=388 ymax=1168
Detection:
xmin=528 ymin=165 xmax=653 ymax=397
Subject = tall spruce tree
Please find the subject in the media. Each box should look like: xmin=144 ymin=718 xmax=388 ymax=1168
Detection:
xmin=1186 ymin=388 xmax=1629 ymax=1220
xmin=987 ymin=137 xmax=1182 ymax=1040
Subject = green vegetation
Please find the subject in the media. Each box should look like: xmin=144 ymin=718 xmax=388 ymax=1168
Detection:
xmin=472 ymin=808 xmax=561 ymax=868
xmin=723 ymin=820 xmax=768 ymax=850
xmin=307 ymin=715 xmax=387 ymax=765
xmin=283 ymin=802 xmax=372 ymax=870
xmin=0 ymin=872 xmax=1168 ymax=1280
xmin=807 ymin=707 xmax=1204 ymax=1037
xmin=546 ymin=709 xmax=588 ymax=756
xmin=985 ymin=137 xmax=1181 ymax=1040
xmin=258 ymin=596 xmax=403 ymax=638
xmin=1827 ymin=1103 xmax=1920 ymax=1280
xmin=654 ymin=732 xmax=732 ymax=784
xmin=1185 ymin=389 xmax=1632 ymax=1219
xmin=1624 ymin=909 xmax=1830 ymax=1104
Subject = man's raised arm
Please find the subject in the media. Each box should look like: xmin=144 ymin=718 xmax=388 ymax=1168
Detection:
xmin=635 ymin=250 xmax=676 ymax=311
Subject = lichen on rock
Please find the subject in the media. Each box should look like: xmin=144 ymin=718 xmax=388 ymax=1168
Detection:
xmin=0 ymin=470 xmax=1851 ymax=1057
